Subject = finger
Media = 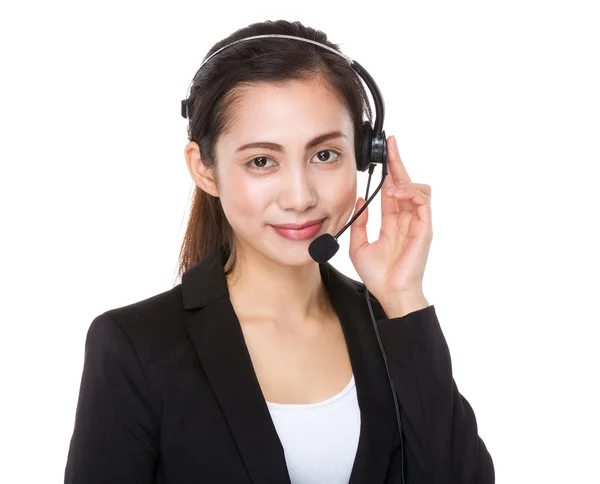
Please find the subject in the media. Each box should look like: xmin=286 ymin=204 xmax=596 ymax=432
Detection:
xmin=387 ymin=135 xmax=411 ymax=185
xmin=385 ymin=186 xmax=430 ymax=205
xmin=414 ymin=183 xmax=432 ymax=197
xmin=349 ymin=196 xmax=370 ymax=258
xmin=386 ymin=182 xmax=432 ymax=197
xmin=385 ymin=187 xmax=432 ymax=225
xmin=381 ymin=172 xmax=400 ymax=217
xmin=385 ymin=136 xmax=414 ymax=214
xmin=384 ymin=179 xmax=429 ymax=217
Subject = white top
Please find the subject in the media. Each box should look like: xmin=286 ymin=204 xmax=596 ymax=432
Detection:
xmin=266 ymin=375 xmax=361 ymax=484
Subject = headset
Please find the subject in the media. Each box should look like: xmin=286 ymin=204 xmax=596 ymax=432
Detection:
xmin=181 ymin=34 xmax=405 ymax=483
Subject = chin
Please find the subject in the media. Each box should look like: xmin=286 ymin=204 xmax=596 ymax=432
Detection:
xmin=267 ymin=243 xmax=318 ymax=267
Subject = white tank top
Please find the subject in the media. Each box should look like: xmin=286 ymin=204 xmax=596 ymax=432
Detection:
xmin=265 ymin=374 xmax=361 ymax=484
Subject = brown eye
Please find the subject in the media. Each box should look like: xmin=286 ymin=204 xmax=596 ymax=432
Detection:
xmin=311 ymin=150 xmax=341 ymax=163
xmin=246 ymin=156 xmax=275 ymax=170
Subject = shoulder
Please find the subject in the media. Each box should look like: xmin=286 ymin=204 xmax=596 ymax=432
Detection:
xmin=86 ymin=284 xmax=187 ymax=367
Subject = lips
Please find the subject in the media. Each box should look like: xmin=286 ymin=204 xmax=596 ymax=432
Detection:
xmin=270 ymin=219 xmax=325 ymax=241
xmin=271 ymin=218 xmax=324 ymax=230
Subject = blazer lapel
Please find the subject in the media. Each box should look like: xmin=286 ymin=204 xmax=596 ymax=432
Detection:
xmin=181 ymin=245 xmax=398 ymax=484
xmin=182 ymin=245 xmax=291 ymax=484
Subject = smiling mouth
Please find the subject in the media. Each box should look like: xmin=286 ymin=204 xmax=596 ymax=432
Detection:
xmin=270 ymin=219 xmax=325 ymax=240
xmin=271 ymin=218 xmax=325 ymax=230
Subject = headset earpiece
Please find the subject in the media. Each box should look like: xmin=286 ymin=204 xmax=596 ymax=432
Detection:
xmin=357 ymin=121 xmax=373 ymax=172
xmin=370 ymin=130 xmax=387 ymax=166
xmin=357 ymin=120 xmax=387 ymax=174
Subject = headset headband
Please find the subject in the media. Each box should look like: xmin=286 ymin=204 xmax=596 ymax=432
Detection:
xmin=181 ymin=34 xmax=385 ymax=136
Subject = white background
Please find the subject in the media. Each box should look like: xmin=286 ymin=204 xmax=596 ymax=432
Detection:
xmin=1 ymin=0 xmax=599 ymax=482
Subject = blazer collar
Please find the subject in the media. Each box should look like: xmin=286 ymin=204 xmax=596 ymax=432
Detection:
xmin=182 ymin=245 xmax=398 ymax=484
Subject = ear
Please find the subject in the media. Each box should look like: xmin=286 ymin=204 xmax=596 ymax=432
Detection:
xmin=184 ymin=141 xmax=219 ymax=197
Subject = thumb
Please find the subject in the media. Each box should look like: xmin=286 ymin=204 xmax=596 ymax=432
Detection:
xmin=349 ymin=196 xmax=369 ymax=259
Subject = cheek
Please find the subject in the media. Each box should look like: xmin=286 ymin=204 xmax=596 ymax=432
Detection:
xmin=322 ymin=170 xmax=357 ymax=217
xmin=218 ymin=172 xmax=267 ymax=224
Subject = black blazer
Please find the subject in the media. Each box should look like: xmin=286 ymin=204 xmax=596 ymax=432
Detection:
xmin=64 ymin=245 xmax=494 ymax=483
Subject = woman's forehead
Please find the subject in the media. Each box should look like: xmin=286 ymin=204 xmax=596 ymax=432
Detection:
xmin=219 ymin=80 xmax=354 ymax=150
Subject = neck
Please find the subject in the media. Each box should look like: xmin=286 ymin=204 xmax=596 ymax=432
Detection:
xmin=224 ymin=244 xmax=333 ymax=327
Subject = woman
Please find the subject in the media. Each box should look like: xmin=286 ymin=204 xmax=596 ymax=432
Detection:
xmin=65 ymin=20 xmax=494 ymax=484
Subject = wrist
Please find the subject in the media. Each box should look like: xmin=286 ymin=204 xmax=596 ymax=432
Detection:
xmin=381 ymin=291 xmax=429 ymax=319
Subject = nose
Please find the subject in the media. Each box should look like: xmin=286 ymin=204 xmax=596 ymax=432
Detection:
xmin=277 ymin=161 xmax=318 ymax=212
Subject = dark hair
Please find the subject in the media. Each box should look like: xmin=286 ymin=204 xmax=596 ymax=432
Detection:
xmin=176 ymin=20 xmax=373 ymax=282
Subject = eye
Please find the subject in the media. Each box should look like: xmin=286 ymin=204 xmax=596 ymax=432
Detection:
xmin=311 ymin=149 xmax=341 ymax=164
xmin=246 ymin=156 xmax=276 ymax=171
xmin=245 ymin=150 xmax=342 ymax=172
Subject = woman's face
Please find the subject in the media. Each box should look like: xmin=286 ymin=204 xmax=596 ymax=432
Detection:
xmin=210 ymin=78 xmax=358 ymax=267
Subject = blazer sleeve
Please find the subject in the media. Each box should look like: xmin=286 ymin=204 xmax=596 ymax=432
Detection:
xmin=64 ymin=312 xmax=161 ymax=484
xmin=376 ymin=305 xmax=495 ymax=483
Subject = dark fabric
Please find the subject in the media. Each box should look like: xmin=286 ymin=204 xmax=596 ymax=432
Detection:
xmin=65 ymin=245 xmax=494 ymax=483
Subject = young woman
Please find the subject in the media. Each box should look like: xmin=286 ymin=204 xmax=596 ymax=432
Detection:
xmin=65 ymin=20 xmax=495 ymax=484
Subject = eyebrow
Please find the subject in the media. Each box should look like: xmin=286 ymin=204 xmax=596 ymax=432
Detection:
xmin=235 ymin=130 xmax=347 ymax=154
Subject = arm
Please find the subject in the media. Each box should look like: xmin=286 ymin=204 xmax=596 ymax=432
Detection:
xmin=64 ymin=313 xmax=160 ymax=483
xmin=377 ymin=305 xmax=495 ymax=483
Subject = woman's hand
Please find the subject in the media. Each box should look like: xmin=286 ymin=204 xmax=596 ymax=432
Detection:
xmin=349 ymin=135 xmax=433 ymax=317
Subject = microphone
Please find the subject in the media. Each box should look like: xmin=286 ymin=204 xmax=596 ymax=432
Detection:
xmin=308 ymin=164 xmax=387 ymax=263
